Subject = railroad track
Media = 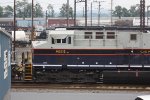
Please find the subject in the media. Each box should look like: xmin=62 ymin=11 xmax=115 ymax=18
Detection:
xmin=11 ymin=82 xmax=150 ymax=91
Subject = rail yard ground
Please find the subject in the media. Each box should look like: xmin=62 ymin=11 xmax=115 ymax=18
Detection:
xmin=11 ymin=83 xmax=150 ymax=91
xmin=11 ymin=85 xmax=150 ymax=100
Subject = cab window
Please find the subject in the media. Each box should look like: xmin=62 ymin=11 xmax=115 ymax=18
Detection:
xmin=51 ymin=37 xmax=71 ymax=44
xmin=130 ymin=34 xmax=137 ymax=41
xmin=68 ymin=37 xmax=71 ymax=44
xmin=62 ymin=38 xmax=66 ymax=43
xmin=96 ymin=32 xmax=104 ymax=39
xmin=57 ymin=39 xmax=61 ymax=43
xmin=52 ymin=38 xmax=54 ymax=44
xmin=85 ymin=32 xmax=92 ymax=39
xmin=107 ymin=32 xmax=115 ymax=39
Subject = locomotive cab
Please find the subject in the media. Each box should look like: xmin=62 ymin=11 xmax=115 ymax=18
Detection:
xmin=49 ymin=30 xmax=74 ymax=47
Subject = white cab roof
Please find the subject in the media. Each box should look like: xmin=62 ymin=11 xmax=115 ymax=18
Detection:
xmin=49 ymin=30 xmax=74 ymax=39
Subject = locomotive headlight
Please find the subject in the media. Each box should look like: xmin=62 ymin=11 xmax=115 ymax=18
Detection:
xmin=82 ymin=62 xmax=84 ymax=64
xmin=131 ymin=50 xmax=134 ymax=53
xmin=96 ymin=62 xmax=98 ymax=64
xmin=109 ymin=62 xmax=112 ymax=65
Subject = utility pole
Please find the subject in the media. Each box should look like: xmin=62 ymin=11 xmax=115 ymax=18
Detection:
xmin=67 ymin=0 xmax=69 ymax=27
xmin=13 ymin=0 xmax=16 ymax=61
xmin=74 ymin=0 xmax=76 ymax=26
xmin=85 ymin=0 xmax=87 ymax=27
xmin=74 ymin=0 xmax=87 ymax=27
xmin=111 ymin=0 xmax=113 ymax=26
xmin=140 ymin=0 xmax=145 ymax=32
xmin=98 ymin=1 xmax=101 ymax=26
xmin=93 ymin=0 xmax=105 ymax=26
xmin=91 ymin=2 xmax=92 ymax=26
xmin=83 ymin=7 xmax=85 ymax=17
xmin=31 ymin=0 xmax=34 ymax=41
xmin=45 ymin=10 xmax=48 ymax=28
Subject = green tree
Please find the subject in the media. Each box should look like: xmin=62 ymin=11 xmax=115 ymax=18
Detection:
xmin=0 ymin=6 xmax=3 ymax=17
xmin=59 ymin=3 xmax=73 ymax=18
xmin=113 ymin=5 xmax=141 ymax=17
xmin=16 ymin=0 xmax=43 ymax=18
xmin=122 ymin=7 xmax=130 ymax=17
xmin=34 ymin=3 xmax=43 ymax=17
xmin=47 ymin=4 xmax=55 ymax=17
xmin=3 ymin=5 xmax=13 ymax=17
xmin=113 ymin=6 xmax=123 ymax=19
xmin=69 ymin=7 xmax=73 ymax=19
xmin=129 ymin=5 xmax=140 ymax=17
xmin=16 ymin=0 xmax=28 ymax=18
xmin=24 ymin=3 xmax=32 ymax=18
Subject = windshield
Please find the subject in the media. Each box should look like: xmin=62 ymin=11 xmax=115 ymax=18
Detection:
xmin=135 ymin=97 xmax=143 ymax=100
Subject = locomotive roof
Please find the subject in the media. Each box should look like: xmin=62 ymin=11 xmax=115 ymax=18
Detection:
xmin=49 ymin=30 xmax=74 ymax=39
xmin=66 ymin=26 xmax=150 ymax=31
xmin=49 ymin=30 xmax=74 ymax=35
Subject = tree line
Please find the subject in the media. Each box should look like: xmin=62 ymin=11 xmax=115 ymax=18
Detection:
xmin=113 ymin=5 xmax=150 ymax=19
xmin=0 ymin=0 xmax=73 ymax=18
xmin=0 ymin=0 xmax=149 ymax=19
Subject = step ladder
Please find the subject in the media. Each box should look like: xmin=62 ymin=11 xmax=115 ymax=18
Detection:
xmin=98 ymin=73 xmax=103 ymax=84
xmin=24 ymin=63 xmax=32 ymax=81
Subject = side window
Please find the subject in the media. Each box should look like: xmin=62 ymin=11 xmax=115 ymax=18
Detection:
xmin=85 ymin=32 xmax=92 ymax=39
xmin=68 ymin=37 xmax=71 ymax=44
xmin=107 ymin=32 xmax=115 ymax=39
xmin=62 ymin=38 xmax=66 ymax=43
xmin=52 ymin=38 xmax=54 ymax=44
xmin=130 ymin=34 xmax=137 ymax=41
xmin=57 ymin=39 xmax=61 ymax=43
xmin=51 ymin=36 xmax=71 ymax=44
xmin=96 ymin=32 xmax=104 ymax=39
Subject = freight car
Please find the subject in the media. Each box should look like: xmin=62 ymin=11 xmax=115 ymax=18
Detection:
xmin=30 ymin=26 xmax=150 ymax=84
xmin=0 ymin=28 xmax=11 ymax=100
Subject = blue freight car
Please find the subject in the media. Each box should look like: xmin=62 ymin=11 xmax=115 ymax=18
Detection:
xmin=0 ymin=28 xmax=11 ymax=100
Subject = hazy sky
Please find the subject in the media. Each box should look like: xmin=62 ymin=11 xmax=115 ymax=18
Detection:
xmin=0 ymin=0 xmax=150 ymax=12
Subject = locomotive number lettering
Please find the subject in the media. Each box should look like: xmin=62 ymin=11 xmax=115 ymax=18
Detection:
xmin=140 ymin=50 xmax=150 ymax=54
xmin=56 ymin=50 xmax=66 ymax=54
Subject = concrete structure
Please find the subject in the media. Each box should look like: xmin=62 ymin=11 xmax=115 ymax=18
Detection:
xmin=0 ymin=28 xmax=11 ymax=100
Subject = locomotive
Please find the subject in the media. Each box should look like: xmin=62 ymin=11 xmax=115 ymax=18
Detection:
xmin=31 ymin=26 xmax=150 ymax=84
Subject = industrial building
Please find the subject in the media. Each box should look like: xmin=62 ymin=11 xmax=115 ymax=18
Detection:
xmin=0 ymin=28 xmax=11 ymax=100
